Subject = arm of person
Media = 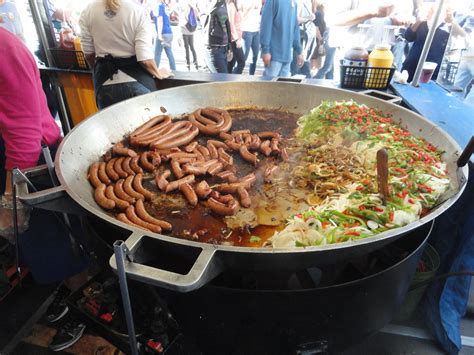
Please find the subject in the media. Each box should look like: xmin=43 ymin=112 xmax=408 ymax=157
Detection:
xmin=328 ymin=4 xmax=394 ymax=27
xmin=79 ymin=6 xmax=95 ymax=67
xmin=404 ymin=21 xmax=422 ymax=42
xmin=293 ymin=5 xmax=304 ymax=67
xmin=227 ymin=2 xmax=239 ymax=42
xmin=157 ymin=4 xmax=164 ymax=39
xmin=260 ymin=0 xmax=273 ymax=66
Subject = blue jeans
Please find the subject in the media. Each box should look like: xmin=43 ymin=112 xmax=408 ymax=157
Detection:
xmin=155 ymin=33 xmax=176 ymax=71
xmin=96 ymin=81 xmax=150 ymax=109
xmin=242 ymin=31 xmax=260 ymax=75
xmin=263 ymin=61 xmax=291 ymax=78
xmin=314 ymin=45 xmax=336 ymax=79
xmin=228 ymin=41 xmax=246 ymax=74
xmin=290 ymin=52 xmax=311 ymax=78
xmin=205 ymin=46 xmax=228 ymax=73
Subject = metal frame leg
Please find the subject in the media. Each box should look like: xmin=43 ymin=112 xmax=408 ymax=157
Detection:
xmin=114 ymin=240 xmax=139 ymax=355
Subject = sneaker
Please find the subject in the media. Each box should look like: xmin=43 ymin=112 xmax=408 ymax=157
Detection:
xmin=45 ymin=285 xmax=70 ymax=323
xmin=49 ymin=318 xmax=86 ymax=352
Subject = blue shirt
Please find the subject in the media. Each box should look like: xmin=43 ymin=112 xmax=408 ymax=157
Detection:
xmin=0 ymin=2 xmax=23 ymax=38
xmin=260 ymin=0 xmax=302 ymax=63
xmin=153 ymin=2 xmax=172 ymax=35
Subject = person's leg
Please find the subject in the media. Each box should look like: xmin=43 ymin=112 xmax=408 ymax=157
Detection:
xmin=279 ymin=62 xmax=292 ymax=78
xmin=391 ymin=40 xmax=406 ymax=72
xmin=290 ymin=51 xmax=299 ymax=76
xmin=242 ymin=31 xmax=252 ymax=63
xmin=188 ymin=34 xmax=199 ymax=68
xmin=263 ymin=61 xmax=283 ymax=77
xmin=232 ymin=45 xmax=246 ymax=74
xmin=464 ymin=86 xmax=474 ymax=107
xmin=96 ymin=82 xmax=150 ymax=109
xmin=316 ymin=46 xmax=336 ymax=79
xmin=154 ymin=38 xmax=163 ymax=66
xmin=163 ymin=34 xmax=176 ymax=71
xmin=250 ymin=32 xmax=260 ymax=75
xmin=453 ymin=58 xmax=473 ymax=92
xmin=208 ymin=46 xmax=228 ymax=73
xmin=183 ymin=34 xmax=191 ymax=68
xmin=228 ymin=41 xmax=237 ymax=73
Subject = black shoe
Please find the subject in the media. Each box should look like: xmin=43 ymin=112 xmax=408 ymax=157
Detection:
xmin=49 ymin=318 xmax=86 ymax=352
xmin=45 ymin=285 xmax=70 ymax=323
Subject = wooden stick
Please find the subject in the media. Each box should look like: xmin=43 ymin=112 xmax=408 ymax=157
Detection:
xmin=377 ymin=148 xmax=389 ymax=205
xmin=457 ymin=136 xmax=474 ymax=168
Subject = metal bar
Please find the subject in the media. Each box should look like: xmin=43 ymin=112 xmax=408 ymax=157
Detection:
xmin=411 ymin=0 xmax=446 ymax=87
xmin=114 ymin=240 xmax=139 ymax=355
xmin=28 ymin=0 xmax=54 ymax=66
xmin=11 ymin=168 xmax=21 ymax=280
xmin=54 ymin=84 xmax=72 ymax=135
xmin=41 ymin=145 xmax=59 ymax=186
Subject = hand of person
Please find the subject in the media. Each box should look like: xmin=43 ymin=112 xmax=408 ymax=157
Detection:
xmin=297 ymin=54 xmax=305 ymax=68
xmin=262 ymin=53 xmax=271 ymax=67
xmin=155 ymin=67 xmax=174 ymax=79
xmin=236 ymin=39 xmax=243 ymax=49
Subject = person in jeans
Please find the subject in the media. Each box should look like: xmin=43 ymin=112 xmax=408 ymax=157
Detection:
xmin=238 ymin=0 xmax=261 ymax=75
xmin=153 ymin=0 xmax=177 ymax=71
xmin=453 ymin=15 xmax=474 ymax=106
xmin=227 ymin=0 xmax=245 ymax=74
xmin=203 ymin=0 xmax=231 ymax=73
xmin=179 ymin=0 xmax=199 ymax=71
xmin=260 ymin=0 xmax=303 ymax=77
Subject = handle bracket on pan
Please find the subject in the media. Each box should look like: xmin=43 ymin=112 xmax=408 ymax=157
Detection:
xmin=109 ymin=231 xmax=222 ymax=292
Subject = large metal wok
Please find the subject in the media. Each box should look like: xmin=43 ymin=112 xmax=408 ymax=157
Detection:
xmin=19 ymin=82 xmax=468 ymax=292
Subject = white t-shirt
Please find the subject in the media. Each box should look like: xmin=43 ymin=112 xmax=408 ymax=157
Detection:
xmin=79 ymin=0 xmax=154 ymax=62
xmin=238 ymin=0 xmax=261 ymax=33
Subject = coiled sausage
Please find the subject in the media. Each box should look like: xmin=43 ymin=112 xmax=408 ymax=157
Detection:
xmin=94 ymin=184 xmax=116 ymax=210
xmin=135 ymin=199 xmax=172 ymax=231
xmin=105 ymin=185 xmax=130 ymax=210
xmin=124 ymin=175 xmax=145 ymax=200
xmin=114 ymin=179 xmax=136 ymax=204
xmin=132 ymin=173 xmax=156 ymax=200
xmin=88 ymin=162 xmax=101 ymax=188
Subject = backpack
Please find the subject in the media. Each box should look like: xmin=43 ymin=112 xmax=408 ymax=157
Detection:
xmin=185 ymin=7 xmax=197 ymax=32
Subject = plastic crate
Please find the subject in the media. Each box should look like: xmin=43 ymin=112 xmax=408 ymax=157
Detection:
xmin=444 ymin=61 xmax=459 ymax=85
xmin=49 ymin=48 xmax=89 ymax=70
xmin=340 ymin=60 xmax=396 ymax=90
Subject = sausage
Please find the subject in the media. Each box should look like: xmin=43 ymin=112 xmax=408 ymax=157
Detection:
xmin=217 ymin=194 xmax=235 ymax=204
xmin=155 ymin=169 xmax=171 ymax=191
xmin=207 ymin=142 xmax=219 ymax=159
xmin=232 ymin=129 xmax=250 ymax=135
xmin=105 ymin=158 xmax=120 ymax=181
xmin=135 ymin=199 xmax=172 ymax=231
xmin=171 ymin=159 xmax=184 ymax=178
xmin=216 ymin=170 xmax=238 ymax=183
xmin=103 ymin=150 xmax=113 ymax=162
xmin=130 ymin=115 xmax=169 ymax=137
xmin=189 ymin=110 xmax=220 ymax=135
xmin=88 ymin=163 xmax=101 ymax=188
xmin=239 ymin=144 xmax=258 ymax=165
xmin=132 ymin=173 xmax=156 ymax=200
xmin=180 ymin=183 xmax=198 ymax=206
xmin=193 ymin=148 xmax=205 ymax=161
xmin=219 ymin=131 xmax=233 ymax=141
xmin=124 ymin=175 xmax=145 ymax=200
xmin=240 ymin=173 xmax=257 ymax=186
xmin=225 ymin=140 xmax=241 ymax=151
xmin=184 ymin=141 xmax=198 ymax=153
xmin=264 ymin=165 xmax=279 ymax=182
xmin=140 ymin=151 xmax=160 ymax=172
xmin=125 ymin=205 xmax=162 ymax=233
xmin=112 ymin=142 xmax=137 ymax=157
xmin=217 ymin=147 xmax=233 ymax=166
xmin=249 ymin=135 xmax=261 ymax=150
xmin=215 ymin=182 xmax=251 ymax=193
xmin=234 ymin=134 xmax=243 ymax=144
xmin=207 ymin=197 xmax=239 ymax=216
xmin=281 ymin=147 xmax=289 ymax=161
xmin=153 ymin=126 xmax=199 ymax=149
xmin=259 ymin=140 xmax=272 ymax=156
xmin=243 ymin=134 xmax=252 ymax=145
xmin=130 ymin=121 xmax=173 ymax=146
xmin=195 ymin=159 xmax=219 ymax=168
xmin=130 ymin=155 xmax=144 ymax=174
xmin=94 ymin=184 xmax=116 ymax=210
xmin=122 ymin=157 xmax=136 ymax=176
xmin=105 ymin=185 xmax=130 ymax=210
xmin=237 ymin=187 xmax=251 ymax=208
xmin=209 ymin=190 xmax=220 ymax=200
xmin=207 ymin=162 xmax=224 ymax=176
xmin=165 ymin=174 xmax=195 ymax=193
xmin=166 ymin=152 xmax=197 ymax=160
xmin=257 ymin=131 xmax=281 ymax=139
xmin=114 ymin=179 xmax=136 ymax=204
xmin=215 ymin=108 xmax=232 ymax=132
xmin=98 ymin=162 xmax=112 ymax=185
xmin=195 ymin=180 xmax=212 ymax=199
xmin=207 ymin=140 xmax=229 ymax=150
xmin=114 ymin=157 xmax=128 ymax=178
xmin=132 ymin=116 xmax=172 ymax=139
xmin=182 ymin=164 xmax=208 ymax=176
xmin=270 ymin=138 xmax=281 ymax=154
xmin=116 ymin=213 xmax=141 ymax=228
xmin=197 ymin=146 xmax=211 ymax=160
xmin=151 ymin=121 xmax=192 ymax=147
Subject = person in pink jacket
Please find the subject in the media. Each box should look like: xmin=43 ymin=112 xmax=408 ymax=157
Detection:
xmin=227 ymin=0 xmax=246 ymax=74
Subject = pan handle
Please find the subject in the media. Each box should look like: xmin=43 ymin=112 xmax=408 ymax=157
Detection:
xmin=360 ymin=90 xmax=402 ymax=104
xmin=109 ymin=231 xmax=221 ymax=292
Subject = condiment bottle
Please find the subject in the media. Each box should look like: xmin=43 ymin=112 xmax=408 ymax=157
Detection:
xmin=343 ymin=46 xmax=369 ymax=67
xmin=365 ymin=44 xmax=394 ymax=88
xmin=342 ymin=46 xmax=369 ymax=86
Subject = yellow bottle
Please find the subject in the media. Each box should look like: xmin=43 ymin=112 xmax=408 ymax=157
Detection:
xmin=365 ymin=44 xmax=394 ymax=88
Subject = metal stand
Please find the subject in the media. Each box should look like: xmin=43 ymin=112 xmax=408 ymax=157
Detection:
xmin=114 ymin=240 xmax=139 ymax=355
